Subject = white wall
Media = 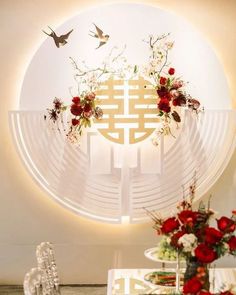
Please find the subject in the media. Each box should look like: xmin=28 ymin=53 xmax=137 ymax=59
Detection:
xmin=0 ymin=0 xmax=236 ymax=284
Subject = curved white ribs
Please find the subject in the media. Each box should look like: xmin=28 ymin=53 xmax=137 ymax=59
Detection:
xmin=9 ymin=110 xmax=236 ymax=223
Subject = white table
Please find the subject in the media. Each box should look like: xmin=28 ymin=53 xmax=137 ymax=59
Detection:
xmin=107 ymin=268 xmax=236 ymax=295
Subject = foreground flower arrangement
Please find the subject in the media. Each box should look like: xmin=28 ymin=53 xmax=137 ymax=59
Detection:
xmin=148 ymin=181 xmax=236 ymax=294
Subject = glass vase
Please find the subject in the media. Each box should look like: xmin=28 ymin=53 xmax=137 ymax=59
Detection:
xmin=184 ymin=258 xmax=210 ymax=291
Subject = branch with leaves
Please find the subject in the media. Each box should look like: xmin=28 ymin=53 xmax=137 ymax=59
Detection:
xmin=141 ymin=33 xmax=202 ymax=146
xmin=45 ymin=46 xmax=136 ymax=144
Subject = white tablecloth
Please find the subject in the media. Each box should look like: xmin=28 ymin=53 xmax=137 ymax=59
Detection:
xmin=107 ymin=268 xmax=236 ymax=295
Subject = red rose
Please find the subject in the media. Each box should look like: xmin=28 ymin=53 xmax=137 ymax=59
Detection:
xmin=158 ymin=98 xmax=171 ymax=113
xmin=172 ymin=94 xmax=187 ymax=107
xmin=183 ymin=277 xmax=202 ymax=294
xmin=160 ymin=76 xmax=167 ymax=85
xmin=178 ymin=210 xmax=198 ymax=225
xmin=84 ymin=103 xmax=92 ymax=113
xmin=217 ymin=216 xmax=236 ymax=233
xmin=168 ymin=67 xmax=175 ymax=75
xmin=195 ymin=244 xmax=217 ymax=263
xmin=205 ymin=227 xmax=223 ymax=244
xmin=228 ymin=236 xmax=236 ymax=251
xmin=220 ymin=292 xmax=234 ymax=295
xmin=173 ymin=98 xmax=181 ymax=106
xmin=72 ymin=96 xmax=80 ymax=104
xmin=157 ymin=86 xmax=169 ymax=98
xmin=161 ymin=217 xmax=180 ymax=234
xmin=170 ymin=230 xmax=186 ymax=248
xmin=71 ymin=118 xmax=80 ymax=126
xmin=232 ymin=210 xmax=236 ymax=215
xmin=70 ymin=104 xmax=83 ymax=116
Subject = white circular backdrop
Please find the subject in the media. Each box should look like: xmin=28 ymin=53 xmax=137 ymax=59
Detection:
xmin=19 ymin=3 xmax=231 ymax=110
xmin=10 ymin=3 xmax=235 ymax=224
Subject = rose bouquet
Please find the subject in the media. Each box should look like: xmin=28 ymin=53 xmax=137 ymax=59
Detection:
xmin=45 ymin=46 xmax=135 ymax=143
xmin=47 ymin=93 xmax=103 ymax=143
xmin=148 ymin=183 xmax=236 ymax=294
xmin=141 ymin=34 xmax=202 ymax=145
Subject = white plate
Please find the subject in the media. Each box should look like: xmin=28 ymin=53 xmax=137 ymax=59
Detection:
xmin=144 ymin=247 xmax=185 ymax=264
xmin=144 ymin=270 xmax=184 ymax=288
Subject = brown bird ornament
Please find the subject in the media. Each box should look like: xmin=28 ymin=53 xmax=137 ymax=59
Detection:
xmin=43 ymin=26 xmax=73 ymax=48
xmin=89 ymin=23 xmax=109 ymax=49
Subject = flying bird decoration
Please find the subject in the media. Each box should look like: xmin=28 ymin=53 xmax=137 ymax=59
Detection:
xmin=42 ymin=26 xmax=73 ymax=48
xmin=89 ymin=23 xmax=109 ymax=49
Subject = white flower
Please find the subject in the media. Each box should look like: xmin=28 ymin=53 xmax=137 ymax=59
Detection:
xmin=178 ymin=233 xmax=197 ymax=253
xmin=166 ymin=237 xmax=171 ymax=244
xmin=165 ymin=41 xmax=174 ymax=50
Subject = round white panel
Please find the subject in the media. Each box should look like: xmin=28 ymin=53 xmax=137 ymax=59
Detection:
xmin=10 ymin=3 xmax=235 ymax=223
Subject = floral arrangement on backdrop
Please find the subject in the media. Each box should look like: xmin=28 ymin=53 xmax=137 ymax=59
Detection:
xmin=47 ymin=92 xmax=103 ymax=143
xmin=141 ymin=33 xmax=202 ymax=145
xmin=148 ymin=179 xmax=236 ymax=294
xmin=46 ymin=33 xmax=202 ymax=145
xmin=46 ymin=46 xmax=135 ymax=143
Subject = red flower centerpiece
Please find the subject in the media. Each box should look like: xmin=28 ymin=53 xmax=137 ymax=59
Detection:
xmin=148 ymin=178 xmax=236 ymax=294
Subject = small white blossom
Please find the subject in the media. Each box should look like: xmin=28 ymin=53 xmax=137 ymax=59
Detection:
xmin=178 ymin=233 xmax=197 ymax=253
xmin=165 ymin=41 xmax=174 ymax=49
xmin=166 ymin=237 xmax=171 ymax=244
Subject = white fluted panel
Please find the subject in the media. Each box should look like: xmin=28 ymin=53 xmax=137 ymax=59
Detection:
xmin=9 ymin=110 xmax=236 ymax=223
xmin=130 ymin=110 xmax=236 ymax=222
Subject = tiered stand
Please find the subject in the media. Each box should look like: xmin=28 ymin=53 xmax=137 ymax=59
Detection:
xmin=144 ymin=247 xmax=185 ymax=293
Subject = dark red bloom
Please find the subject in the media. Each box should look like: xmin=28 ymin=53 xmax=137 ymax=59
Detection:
xmin=70 ymin=104 xmax=83 ymax=116
xmin=157 ymin=86 xmax=169 ymax=98
xmin=228 ymin=236 xmax=236 ymax=251
xmin=168 ymin=67 xmax=175 ymax=75
xmin=220 ymin=292 xmax=234 ymax=295
xmin=183 ymin=277 xmax=202 ymax=294
xmin=72 ymin=96 xmax=80 ymax=104
xmin=217 ymin=216 xmax=236 ymax=233
xmin=160 ymin=76 xmax=167 ymax=85
xmin=84 ymin=103 xmax=92 ymax=113
xmin=178 ymin=210 xmax=198 ymax=225
xmin=188 ymin=98 xmax=201 ymax=110
xmin=195 ymin=244 xmax=217 ymax=263
xmin=53 ymin=98 xmax=62 ymax=110
xmin=158 ymin=98 xmax=171 ymax=113
xmin=161 ymin=217 xmax=180 ymax=234
xmin=170 ymin=230 xmax=186 ymax=248
xmin=71 ymin=118 xmax=80 ymax=126
xmin=172 ymin=94 xmax=187 ymax=107
xmin=173 ymin=98 xmax=181 ymax=106
xmin=205 ymin=227 xmax=223 ymax=244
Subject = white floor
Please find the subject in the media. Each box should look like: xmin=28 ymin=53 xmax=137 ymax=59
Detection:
xmin=0 ymin=285 xmax=107 ymax=295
